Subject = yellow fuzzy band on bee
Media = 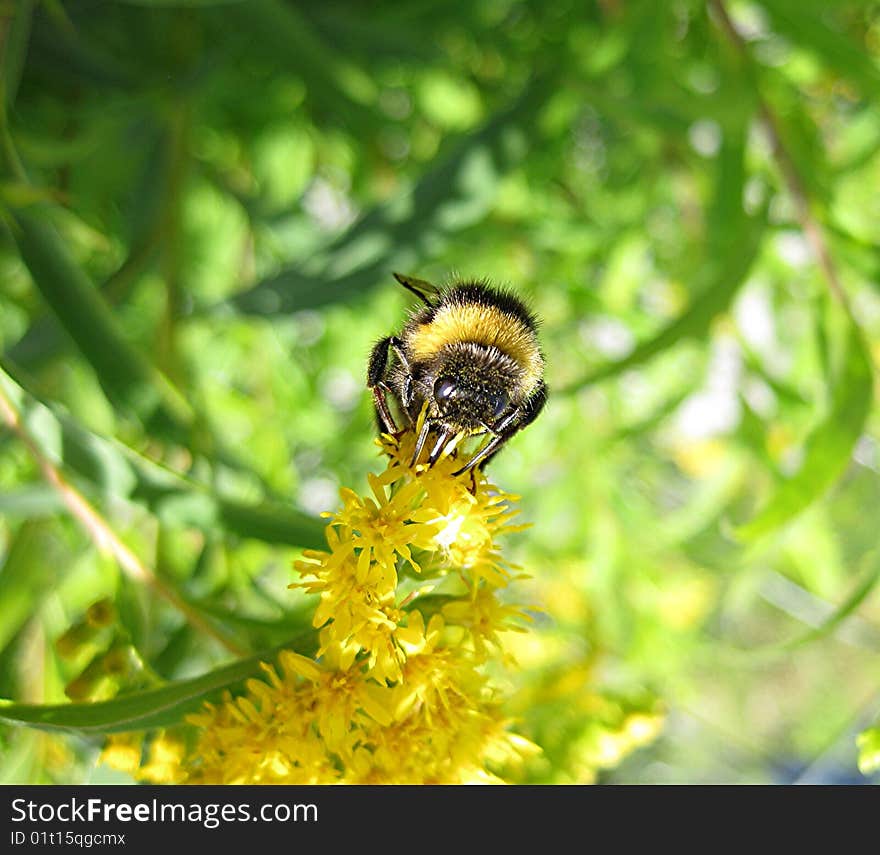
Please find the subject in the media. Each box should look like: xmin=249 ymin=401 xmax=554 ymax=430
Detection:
xmin=407 ymin=303 xmax=543 ymax=392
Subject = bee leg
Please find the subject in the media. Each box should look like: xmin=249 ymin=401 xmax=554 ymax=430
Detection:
xmin=401 ymin=375 xmax=414 ymax=409
xmin=367 ymin=337 xmax=392 ymax=388
xmin=452 ymin=434 xmax=505 ymax=476
xmin=454 ymin=381 xmax=548 ymax=475
xmin=388 ymin=336 xmax=410 ymax=369
xmin=368 ymin=337 xmax=401 ymax=434
xmin=427 ymin=428 xmax=453 ymax=465
xmin=372 ymin=384 xmax=399 ymax=434
xmin=410 ymin=416 xmax=432 ymax=467
xmin=514 ymin=381 xmax=548 ymax=435
xmin=491 ymin=408 xmax=520 ymax=436
xmin=386 ymin=338 xmax=417 ymax=410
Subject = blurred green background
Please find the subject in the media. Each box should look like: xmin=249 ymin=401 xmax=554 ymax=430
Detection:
xmin=1 ymin=0 xmax=880 ymax=784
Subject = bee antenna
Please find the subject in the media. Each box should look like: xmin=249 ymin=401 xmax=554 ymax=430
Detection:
xmin=393 ymin=272 xmax=438 ymax=307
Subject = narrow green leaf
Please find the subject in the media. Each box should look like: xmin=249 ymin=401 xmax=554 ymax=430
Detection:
xmin=0 ymin=180 xmax=57 ymax=207
xmin=735 ymin=323 xmax=874 ymax=541
xmin=0 ymin=486 xmax=64 ymax=518
xmin=607 ymin=387 xmax=694 ymax=445
xmin=858 ymin=726 xmax=880 ymax=776
xmin=707 ymin=112 xmax=749 ymax=255
xmin=27 ymin=14 xmax=133 ymax=90
xmin=564 ymin=215 xmax=764 ymax=390
xmin=0 ymin=731 xmax=41 ymax=783
xmin=226 ymin=78 xmax=548 ymax=315
xmin=0 ymin=366 xmax=326 ymax=549
xmin=221 ymin=0 xmax=376 ymax=118
xmin=741 ymin=343 xmax=809 ymax=408
xmin=763 ymin=79 xmax=832 ymax=204
xmin=0 ymin=522 xmax=62 ymax=653
xmin=0 ymin=635 xmax=315 ymax=734
xmin=10 ymin=207 xmax=192 ymax=431
xmin=760 ymin=0 xmax=880 ymax=96
xmin=7 ymin=118 xmax=171 ymax=385
xmin=5 ymin=230 xmax=158 ymax=371
xmin=720 ymin=554 xmax=880 ymax=660
xmin=112 ymin=1 xmax=245 ymax=6
xmin=217 ymin=500 xmax=326 ymax=549
xmin=780 ymin=555 xmax=880 ymax=651
xmin=563 ymin=120 xmax=763 ymax=392
xmin=1 ymin=0 xmax=35 ymax=107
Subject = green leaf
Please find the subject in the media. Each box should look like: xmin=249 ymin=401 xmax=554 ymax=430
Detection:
xmin=3 ymin=119 xmax=165 ymax=371
xmin=244 ymin=0 xmax=376 ymax=106
xmin=4 ymin=237 xmax=158 ymax=371
xmin=112 ymin=1 xmax=245 ymax=6
xmin=10 ymin=207 xmax=192 ymax=432
xmin=26 ymin=13 xmax=133 ymax=90
xmin=0 ymin=366 xmax=326 ymax=549
xmin=1 ymin=0 xmax=35 ymax=107
xmin=0 ymin=180 xmax=58 ymax=207
xmin=0 ymin=634 xmax=315 ymax=734
xmin=762 ymin=75 xmax=832 ymax=204
xmin=735 ymin=322 xmax=874 ymax=541
xmin=858 ymin=726 xmax=880 ymax=776
xmin=216 ymin=500 xmax=325 ymax=549
xmin=759 ymin=0 xmax=880 ymax=96
xmin=779 ymin=554 xmax=880 ymax=651
xmin=0 ymin=730 xmax=42 ymax=783
xmin=226 ymin=77 xmax=549 ymax=315
xmin=563 ymin=117 xmax=763 ymax=391
xmin=0 ymin=486 xmax=64 ymax=519
xmin=0 ymin=522 xmax=63 ymax=654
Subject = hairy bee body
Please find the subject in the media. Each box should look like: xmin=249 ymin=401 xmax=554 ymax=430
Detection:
xmin=368 ymin=273 xmax=547 ymax=475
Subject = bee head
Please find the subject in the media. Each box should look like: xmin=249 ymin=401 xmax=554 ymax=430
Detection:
xmin=428 ymin=344 xmax=519 ymax=432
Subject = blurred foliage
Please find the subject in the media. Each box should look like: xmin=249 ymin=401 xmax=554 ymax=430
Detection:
xmin=1 ymin=0 xmax=880 ymax=784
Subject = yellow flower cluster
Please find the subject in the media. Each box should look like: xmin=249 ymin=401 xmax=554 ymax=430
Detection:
xmin=100 ymin=732 xmax=186 ymax=784
xmin=180 ymin=432 xmax=539 ymax=783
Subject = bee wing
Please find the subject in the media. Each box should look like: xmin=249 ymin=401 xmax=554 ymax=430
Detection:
xmin=392 ymin=272 xmax=441 ymax=307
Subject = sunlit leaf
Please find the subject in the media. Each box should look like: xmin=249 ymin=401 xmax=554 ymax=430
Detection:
xmin=0 ymin=635 xmax=314 ymax=734
xmin=226 ymin=78 xmax=549 ymax=315
xmin=0 ymin=522 xmax=62 ymax=654
xmin=735 ymin=323 xmax=873 ymax=541
xmin=564 ymin=120 xmax=763 ymax=391
xmin=10 ymin=208 xmax=192 ymax=432
xmin=760 ymin=0 xmax=880 ymax=96
xmin=225 ymin=0 xmax=376 ymax=112
xmin=0 ymin=486 xmax=64 ymax=519
xmin=780 ymin=554 xmax=880 ymax=650
xmin=858 ymin=726 xmax=880 ymax=776
xmin=0 ymin=367 xmax=325 ymax=549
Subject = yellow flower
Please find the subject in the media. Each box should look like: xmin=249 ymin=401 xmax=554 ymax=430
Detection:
xmin=174 ymin=431 xmax=539 ymax=783
xmin=137 ymin=734 xmax=185 ymax=783
xmin=99 ymin=732 xmax=184 ymax=784
xmin=442 ymin=585 xmax=534 ymax=660
xmin=99 ymin=734 xmax=142 ymax=776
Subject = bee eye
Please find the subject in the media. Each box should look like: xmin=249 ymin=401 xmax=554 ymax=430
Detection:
xmin=434 ymin=377 xmax=457 ymax=402
xmin=491 ymin=390 xmax=509 ymax=418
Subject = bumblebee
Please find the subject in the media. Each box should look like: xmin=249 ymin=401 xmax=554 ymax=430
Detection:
xmin=368 ymin=272 xmax=547 ymax=475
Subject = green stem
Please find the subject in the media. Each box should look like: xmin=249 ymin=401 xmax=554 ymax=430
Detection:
xmin=0 ymin=382 xmax=246 ymax=657
xmin=709 ymin=0 xmax=853 ymax=316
